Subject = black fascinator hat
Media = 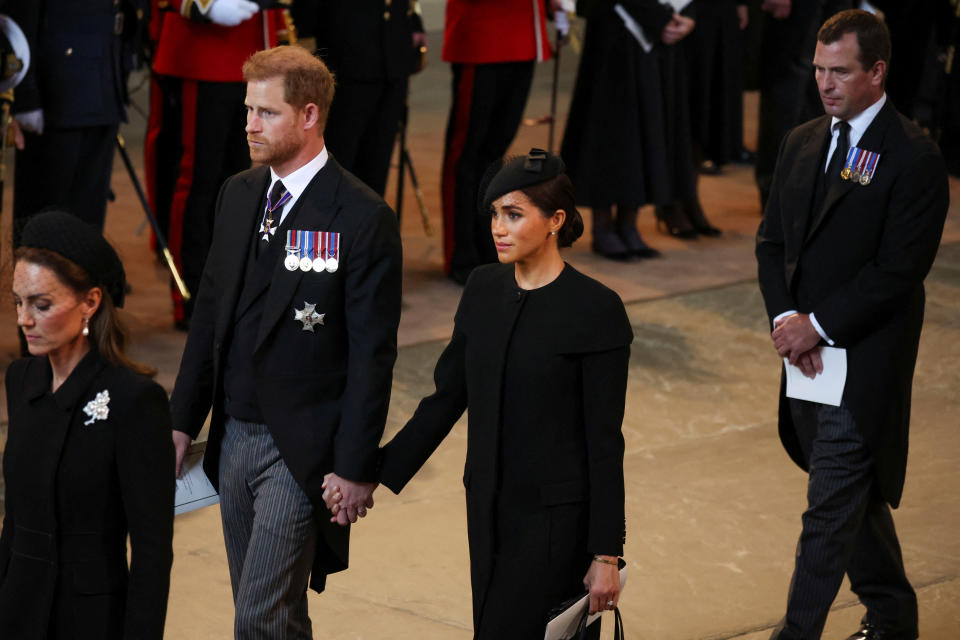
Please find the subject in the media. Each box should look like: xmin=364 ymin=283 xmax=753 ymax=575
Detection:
xmin=479 ymin=148 xmax=567 ymax=215
xmin=20 ymin=211 xmax=128 ymax=308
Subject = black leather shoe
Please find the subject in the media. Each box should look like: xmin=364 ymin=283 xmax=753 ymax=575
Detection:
xmin=654 ymin=204 xmax=697 ymax=239
xmin=844 ymin=621 xmax=918 ymax=640
xmin=591 ymin=229 xmax=631 ymax=261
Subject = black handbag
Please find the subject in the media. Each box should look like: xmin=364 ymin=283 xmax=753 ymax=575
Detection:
xmin=575 ymin=606 xmax=625 ymax=640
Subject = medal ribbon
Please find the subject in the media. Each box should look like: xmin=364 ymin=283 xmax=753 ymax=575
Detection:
xmin=864 ymin=151 xmax=879 ymax=179
xmin=330 ymin=233 xmax=339 ymax=260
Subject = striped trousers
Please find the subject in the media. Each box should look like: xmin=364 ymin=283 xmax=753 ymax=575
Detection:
xmin=771 ymin=400 xmax=917 ymax=640
xmin=220 ymin=417 xmax=317 ymax=639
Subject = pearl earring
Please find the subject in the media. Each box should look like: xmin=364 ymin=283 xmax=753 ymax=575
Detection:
xmin=82 ymin=318 xmax=90 ymax=337
xmin=550 ymin=231 xmax=557 ymax=236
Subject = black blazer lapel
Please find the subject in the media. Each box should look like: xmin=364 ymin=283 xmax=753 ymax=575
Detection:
xmin=215 ymin=168 xmax=270 ymax=340
xmin=806 ymin=101 xmax=897 ymax=242
xmin=254 ymin=158 xmax=347 ymax=353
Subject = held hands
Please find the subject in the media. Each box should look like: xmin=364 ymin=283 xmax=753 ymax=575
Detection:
xmin=322 ymin=472 xmax=377 ymax=526
xmin=772 ymin=313 xmax=824 ymax=379
xmin=661 ymin=14 xmax=695 ymax=46
xmin=583 ymin=556 xmax=620 ymax=615
xmin=208 ymin=0 xmax=259 ymax=27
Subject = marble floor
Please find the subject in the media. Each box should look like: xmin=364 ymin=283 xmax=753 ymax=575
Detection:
xmin=0 ymin=26 xmax=958 ymax=640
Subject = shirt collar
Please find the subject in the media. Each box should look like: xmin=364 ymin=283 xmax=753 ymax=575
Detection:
xmin=268 ymin=145 xmax=328 ymax=201
xmin=831 ymin=93 xmax=886 ymax=147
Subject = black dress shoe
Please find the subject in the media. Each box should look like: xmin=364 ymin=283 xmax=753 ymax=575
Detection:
xmin=616 ymin=227 xmax=662 ymax=258
xmin=683 ymin=200 xmax=722 ymax=237
xmin=654 ymin=204 xmax=697 ymax=239
xmin=844 ymin=620 xmax=918 ymax=640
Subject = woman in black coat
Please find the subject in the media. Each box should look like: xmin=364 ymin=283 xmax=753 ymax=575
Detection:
xmin=0 ymin=211 xmax=174 ymax=640
xmin=327 ymin=150 xmax=631 ymax=638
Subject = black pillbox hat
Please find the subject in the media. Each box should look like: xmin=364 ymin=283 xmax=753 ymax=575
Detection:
xmin=480 ymin=148 xmax=566 ymax=214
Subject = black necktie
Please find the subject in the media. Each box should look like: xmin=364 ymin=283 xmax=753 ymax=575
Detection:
xmin=260 ymin=179 xmax=289 ymax=245
xmin=826 ymin=121 xmax=850 ymax=184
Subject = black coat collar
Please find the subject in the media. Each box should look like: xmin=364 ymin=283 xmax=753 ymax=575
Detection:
xmin=23 ymin=350 xmax=106 ymax=411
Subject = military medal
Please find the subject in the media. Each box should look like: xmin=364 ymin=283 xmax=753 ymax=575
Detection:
xmin=858 ymin=149 xmax=880 ymax=185
xmin=852 ymin=149 xmax=869 ymax=182
xmin=312 ymin=231 xmax=326 ymax=272
xmin=261 ymin=187 xmax=292 ymax=241
xmin=294 ymin=301 xmax=325 ymax=332
xmin=840 ymin=146 xmax=857 ymax=181
xmin=284 ymin=230 xmax=301 ymax=271
xmin=326 ymin=232 xmax=340 ymax=273
xmin=299 ymin=231 xmax=314 ymax=272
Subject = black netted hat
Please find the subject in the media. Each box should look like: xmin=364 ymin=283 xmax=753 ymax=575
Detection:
xmin=20 ymin=211 xmax=127 ymax=308
xmin=480 ymin=148 xmax=566 ymax=214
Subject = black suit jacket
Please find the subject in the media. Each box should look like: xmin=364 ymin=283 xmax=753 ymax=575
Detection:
xmin=169 ymin=156 xmax=402 ymax=590
xmin=756 ymin=100 xmax=949 ymax=507
xmin=0 ymin=352 xmax=174 ymax=640
xmin=292 ymin=0 xmax=422 ymax=81
xmin=4 ymin=0 xmax=143 ymax=126
xmin=379 ymin=264 xmax=631 ymax=629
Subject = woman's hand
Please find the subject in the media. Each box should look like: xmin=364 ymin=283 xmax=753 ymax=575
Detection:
xmin=583 ymin=556 xmax=620 ymax=614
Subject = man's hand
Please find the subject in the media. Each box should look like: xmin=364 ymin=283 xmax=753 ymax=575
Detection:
xmin=172 ymin=430 xmax=192 ymax=478
xmin=661 ymin=14 xmax=695 ymax=45
xmin=761 ymin=0 xmax=791 ymax=20
xmin=208 ymin=0 xmax=258 ymax=27
xmin=794 ymin=347 xmax=824 ymax=379
xmin=6 ymin=117 xmax=24 ymax=150
xmin=322 ymin=472 xmax=377 ymax=526
xmin=772 ymin=313 xmax=821 ymax=364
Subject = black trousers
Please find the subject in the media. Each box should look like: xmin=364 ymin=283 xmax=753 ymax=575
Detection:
xmin=441 ymin=61 xmax=534 ymax=279
xmin=145 ymin=76 xmax=249 ymax=324
xmin=13 ymin=124 xmax=118 ymax=246
xmin=772 ymin=400 xmax=917 ymax=640
xmin=324 ymin=78 xmax=407 ymax=196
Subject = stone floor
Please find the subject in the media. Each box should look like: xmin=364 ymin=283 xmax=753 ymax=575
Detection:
xmin=0 ymin=26 xmax=958 ymax=640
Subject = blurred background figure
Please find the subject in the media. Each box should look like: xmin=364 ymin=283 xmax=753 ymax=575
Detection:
xmin=562 ymin=0 xmax=719 ymax=261
xmin=293 ymin=1 xmax=427 ymax=197
xmin=440 ymin=0 xmax=556 ymax=284
xmin=4 ymin=0 xmax=147 ymax=246
xmin=686 ymin=0 xmax=750 ymax=175
xmin=2 ymin=211 xmax=174 ymax=640
xmin=754 ymin=0 xmax=853 ymax=209
xmin=145 ymin=0 xmax=292 ymax=330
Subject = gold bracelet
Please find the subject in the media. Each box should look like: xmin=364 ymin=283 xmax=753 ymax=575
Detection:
xmin=592 ymin=555 xmax=619 ymax=566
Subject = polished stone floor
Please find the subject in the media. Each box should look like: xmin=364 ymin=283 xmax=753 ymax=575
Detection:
xmin=1 ymin=26 xmax=958 ymax=640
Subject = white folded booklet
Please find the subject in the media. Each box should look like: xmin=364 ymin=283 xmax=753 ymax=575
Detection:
xmin=784 ymin=346 xmax=847 ymax=407
xmin=175 ymin=441 xmax=219 ymax=516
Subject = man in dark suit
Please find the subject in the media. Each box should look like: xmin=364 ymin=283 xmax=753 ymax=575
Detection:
xmin=293 ymin=0 xmax=427 ymax=196
xmin=169 ymin=45 xmax=402 ymax=637
xmin=5 ymin=0 xmax=145 ymax=244
xmin=756 ymin=10 xmax=948 ymax=640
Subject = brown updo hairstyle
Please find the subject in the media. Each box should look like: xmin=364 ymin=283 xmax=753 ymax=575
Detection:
xmin=14 ymin=247 xmax=155 ymax=376
xmin=520 ymin=173 xmax=585 ymax=248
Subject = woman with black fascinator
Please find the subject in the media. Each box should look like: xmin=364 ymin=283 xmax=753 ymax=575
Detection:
xmin=0 ymin=211 xmax=174 ymax=639
xmin=325 ymin=149 xmax=632 ymax=638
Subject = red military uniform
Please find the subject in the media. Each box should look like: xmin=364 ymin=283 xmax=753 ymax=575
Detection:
xmin=145 ymin=1 xmax=291 ymax=326
xmin=440 ymin=0 xmax=553 ymax=282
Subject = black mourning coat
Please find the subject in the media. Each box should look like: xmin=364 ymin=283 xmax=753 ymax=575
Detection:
xmin=169 ymin=157 xmax=403 ymax=592
xmin=0 ymin=351 xmax=174 ymax=640
xmin=380 ymin=264 xmax=632 ymax=636
xmin=756 ymin=100 xmax=949 ymax=507
xmin=561 ymin=0 xmax=695 ymax=208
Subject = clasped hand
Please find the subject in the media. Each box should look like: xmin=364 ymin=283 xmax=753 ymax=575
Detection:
xmin=772 ymin=313 xmax=823 ymax=379
xmin=322 ymin=473 xmax=377 ymax=526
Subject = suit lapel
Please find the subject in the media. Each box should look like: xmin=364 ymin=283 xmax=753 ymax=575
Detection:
xmin=789 ymin=121 xmax=831 ymax=252
xmin=215 ymin=168 xmax=270 ymax=340
xmin=805 ymin=101 xmax=897 ymax=242
xmin=254 ymin=157 xmax=346 ymax=353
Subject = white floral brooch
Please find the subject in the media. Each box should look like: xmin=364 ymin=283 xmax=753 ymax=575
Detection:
xmin=83 ymin=390 xmax=111 ymax=426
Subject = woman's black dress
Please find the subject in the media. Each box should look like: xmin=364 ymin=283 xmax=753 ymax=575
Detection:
xmin=0 ymin=351 xmax=175 ymax=640
xmin=380 ymin=264 xmax=633 ymax=638
xmin=561 ymin=0 xmax=697 ymax=208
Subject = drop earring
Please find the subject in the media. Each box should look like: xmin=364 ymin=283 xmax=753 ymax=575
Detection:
xmin=82 ymin=318 xmax=90 ymax=337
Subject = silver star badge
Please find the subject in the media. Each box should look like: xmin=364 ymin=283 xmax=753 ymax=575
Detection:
xmin=294 ymin=302 xmax=325 ymax=332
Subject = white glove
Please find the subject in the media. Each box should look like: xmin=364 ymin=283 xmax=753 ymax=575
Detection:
xmin=554 ymin=9 xmax=570 ymax=37
xmin=208 ymin=0 xmax=259 ymax=27
xmin=14 ymin=109 xmax=44 ymax=135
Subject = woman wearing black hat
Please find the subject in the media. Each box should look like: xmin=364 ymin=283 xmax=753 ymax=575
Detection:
xmin=326 ymin=149 xmax=631 ymax=638
xmin=0 ymin=212 xmax=175 ymax=639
